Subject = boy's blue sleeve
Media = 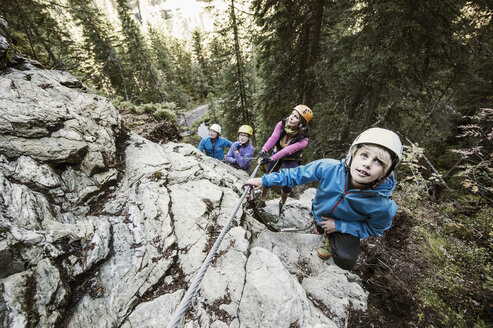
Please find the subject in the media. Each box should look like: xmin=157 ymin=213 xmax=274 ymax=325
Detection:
xmin=261 ymin=160 xmax=325 ymax=188
xmin=198 ymin=138 xmax=206 ymax=151
xmin=335 ymin=201 xmax=398 ymax=239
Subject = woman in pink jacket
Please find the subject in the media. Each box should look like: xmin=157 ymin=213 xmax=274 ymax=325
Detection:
xmin=257 ymin=104 xmax=313 ymax=213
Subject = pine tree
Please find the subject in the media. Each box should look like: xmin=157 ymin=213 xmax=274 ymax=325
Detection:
xmin=312 ymin=0 xmax=493 ymax=158
xmin=167 ymin=36 xmax=194 ymax=104
xmin=211 ymin=0 xmax=256 ymax=139
xmin=208 ymin=35 xmax=228 ymax=90
xmin=66 ymin=0 xmax=129 ymax=99
xmin=115 ymin=0 xmax=165 ymax=103
xmin=252 ymin=0 xmax=326 ymax=143
xmin=147 ymin=26 xmax=188 ymax=107
xmin=1 ymin=0 xmax=77 ymax=70
xmin=191 ymin=29 xmax=212 ymax=100
xmin=229 ymin=0 xmax=249 ymax=124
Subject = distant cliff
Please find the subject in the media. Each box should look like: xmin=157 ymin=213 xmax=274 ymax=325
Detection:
xmin=93 ymin=0 xmax=219 ymax=40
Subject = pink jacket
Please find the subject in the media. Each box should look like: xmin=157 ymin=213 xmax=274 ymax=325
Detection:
xmin=262 ymin=121 xmax=309 ymax=161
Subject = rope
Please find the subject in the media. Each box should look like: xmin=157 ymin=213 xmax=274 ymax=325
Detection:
xmin=166 ymin=161 xmax=262 ymax=328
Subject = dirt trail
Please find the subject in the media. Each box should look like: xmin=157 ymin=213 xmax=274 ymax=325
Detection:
xmin=179 ymin=104 xmax=208 ymax=127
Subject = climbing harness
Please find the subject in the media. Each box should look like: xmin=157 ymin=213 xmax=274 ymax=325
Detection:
xmin=166 ymin=161 xmax=262 ymax=328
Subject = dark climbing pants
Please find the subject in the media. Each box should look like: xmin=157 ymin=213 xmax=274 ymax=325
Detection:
xmin=316 ymin=224 xmax=360 ymax=271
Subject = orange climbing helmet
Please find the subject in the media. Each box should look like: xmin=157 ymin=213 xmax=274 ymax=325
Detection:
xmin=293 ymin=104 xmax=313 ymax=123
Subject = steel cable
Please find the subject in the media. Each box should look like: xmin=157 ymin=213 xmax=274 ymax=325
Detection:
xmin=166 ymin=161 xmax=262 ymax=328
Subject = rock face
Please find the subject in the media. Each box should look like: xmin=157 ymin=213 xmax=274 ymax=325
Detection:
xmin=0 ymin=20 xmax=367 ymax=328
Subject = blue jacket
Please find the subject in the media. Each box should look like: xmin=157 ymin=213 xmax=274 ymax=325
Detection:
xmin=224 ymin=141 xmax=255 ymax=173
xmin=198 ymin=137 xmax=232 ymax=160
xmin=262 ymin=159 xmax=398 ymax=239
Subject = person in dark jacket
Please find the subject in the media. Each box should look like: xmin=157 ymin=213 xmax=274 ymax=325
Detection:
xmin=246 ymin=128 xmax=403 ymax=270
xmin=257 ymin=105 xmax=313 ymax=213
xmin=224 ymin=125 xmax=255 ymax=173
xmin=198 ymin=124 xmax=232 ymax=161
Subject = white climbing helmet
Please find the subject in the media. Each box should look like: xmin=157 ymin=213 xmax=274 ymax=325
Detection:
xmin=348 ymin=127 xmax=403 ymax=179
xmin=350 ymin=127 xmax=402 ymax=161
xmin=209 ymin=124 xmax=221 ymax=134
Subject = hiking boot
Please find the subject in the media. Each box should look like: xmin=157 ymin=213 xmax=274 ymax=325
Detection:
xmin=257 ymin=200 xmax=266 ymax=208
xmin=278 ymin=201 xmax=284 ymax=215
xmin=317 ymin=235 xmax=331 ymax=260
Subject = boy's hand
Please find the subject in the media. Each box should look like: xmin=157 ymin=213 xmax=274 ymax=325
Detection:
xmin=243 ymin=178 xmax=263 ymax=189
xmin=320 ymin=217 xmax=336 ymax=234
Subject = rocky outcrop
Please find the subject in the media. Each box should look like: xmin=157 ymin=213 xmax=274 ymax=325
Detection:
xmin=0 ymin=20 xmax=367 ymax=328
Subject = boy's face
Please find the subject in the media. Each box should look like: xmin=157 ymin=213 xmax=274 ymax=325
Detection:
xmin=209 ymin=129 xmax=219 ymax=139
xmin=238 ymin=133 xmax=250 ymax=145
xmin=349 ymin=145 xmax=386 ymax=188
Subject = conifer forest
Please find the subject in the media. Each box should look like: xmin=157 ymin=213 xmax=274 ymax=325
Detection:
xmin=1 ymin=0 xmax=492 ymax=327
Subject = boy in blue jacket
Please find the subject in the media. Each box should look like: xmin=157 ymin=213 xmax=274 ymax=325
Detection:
xmin=198 ymin=124 xmax=232 ymax=161
xmin=224 ymin=125 xmax=255 ymax=173
xmin=245 ymin=128 xmax=402 ymax=270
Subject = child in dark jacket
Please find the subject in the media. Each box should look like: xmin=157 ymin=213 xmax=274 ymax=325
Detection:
xmin=257 ymin=105 xmax=313 ymax=213
xmin=224 ymin=125 xmax=255 ymax=173
xmin=246 ymin=128 xmax=402 ymax=270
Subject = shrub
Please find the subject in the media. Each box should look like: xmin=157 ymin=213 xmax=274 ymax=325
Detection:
xmin=138 ymin=103 xmax=158 ymax=114
xmin=111 ymin=96 xmax=136 ymax=112
xmin=395 ymin=131 xmax=492 ymax=327
xmin=154 ymin=107 xmax=177 ymax=121
xmin=153 ymin=102 xmax=177 ymax=121
xmin=452 ymin=108 xmax=493 ymax=204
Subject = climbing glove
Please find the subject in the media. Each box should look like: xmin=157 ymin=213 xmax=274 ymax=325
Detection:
xmin=256 ymin=150 xmax=267 ymax=164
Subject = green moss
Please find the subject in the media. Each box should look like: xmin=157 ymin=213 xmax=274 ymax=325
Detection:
xmin=436 ymin=203 xmax=457 ymax=217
